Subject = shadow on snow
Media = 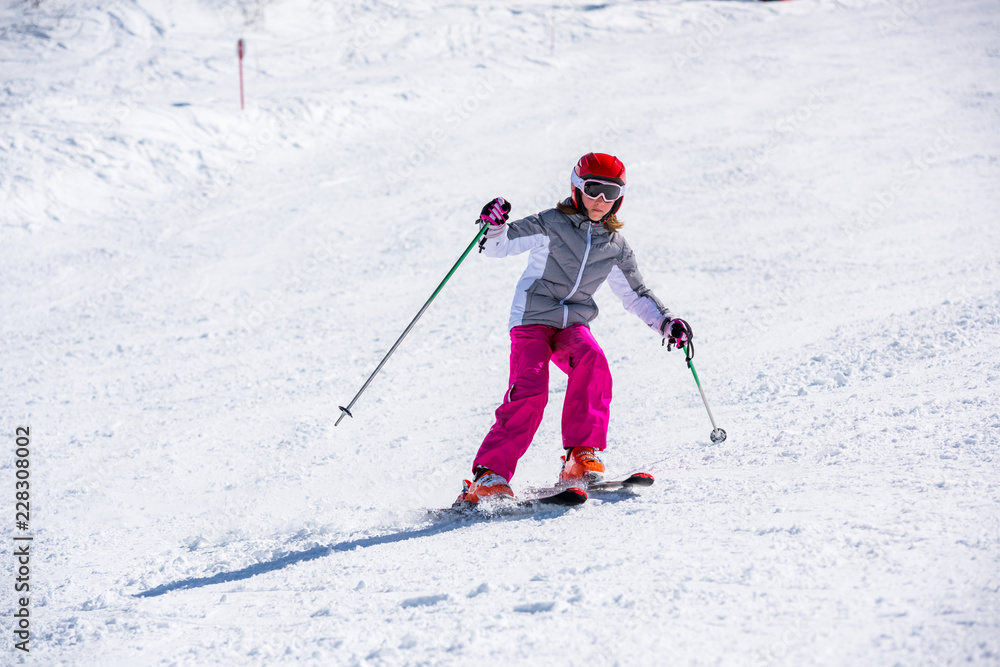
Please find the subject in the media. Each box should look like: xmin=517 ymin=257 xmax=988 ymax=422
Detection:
xmin=133 ymin=505 xmax=579 ymax=599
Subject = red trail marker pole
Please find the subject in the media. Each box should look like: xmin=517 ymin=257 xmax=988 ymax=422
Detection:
xmin=237 ymin=38 xmax=245 ymax=110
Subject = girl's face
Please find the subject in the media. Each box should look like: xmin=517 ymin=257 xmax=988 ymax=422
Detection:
xmin=582 ymin=193 xmax=615 ymax=222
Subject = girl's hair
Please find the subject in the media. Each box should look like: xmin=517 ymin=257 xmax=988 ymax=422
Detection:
xmin=556 ymin=200 xmax=624 ymax=233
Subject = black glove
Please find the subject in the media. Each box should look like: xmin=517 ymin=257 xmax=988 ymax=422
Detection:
xmin=479 ymin=197 xmax=511 ymax=227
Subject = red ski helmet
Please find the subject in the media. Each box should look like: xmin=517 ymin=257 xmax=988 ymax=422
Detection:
xmin=571 ymin=152 xmax=626 ymax=220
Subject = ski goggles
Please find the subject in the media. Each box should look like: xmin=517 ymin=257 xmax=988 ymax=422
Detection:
xmin=571 ymin=170 xmax=625 ymax=202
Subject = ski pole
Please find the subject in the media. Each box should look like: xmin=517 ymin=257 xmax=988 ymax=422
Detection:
xmin=684 ymin=344 xmax=727 ymax=443
xmin=335 ymin=224 xmax=489 ymax=426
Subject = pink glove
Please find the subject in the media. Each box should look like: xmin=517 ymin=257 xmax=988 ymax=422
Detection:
xmin=659 ymin=317 xmax=693 ymax=352
xmin=480 ymin=197 xmax=510 ymax=227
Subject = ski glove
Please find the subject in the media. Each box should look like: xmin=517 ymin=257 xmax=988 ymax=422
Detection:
xmin=660 ymin=317 xmax=693 ymax=352
xmin=480 ymin=197 xmax=510 ymax=227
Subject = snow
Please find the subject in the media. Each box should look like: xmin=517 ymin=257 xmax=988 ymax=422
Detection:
xmin=2 ymin=0 xmax=998 ymax=664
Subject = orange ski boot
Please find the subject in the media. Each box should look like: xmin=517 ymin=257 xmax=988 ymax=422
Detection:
xmin=559 ymin=446 xmax=606 ymax=484
xmin=455 ymin=467 xmax=514 ymax=505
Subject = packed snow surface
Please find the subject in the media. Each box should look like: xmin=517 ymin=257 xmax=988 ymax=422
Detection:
xmin=2 ymin=0 xmax=999 ymax=664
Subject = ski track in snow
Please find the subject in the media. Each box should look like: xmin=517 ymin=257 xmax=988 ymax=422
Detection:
xmin=2 ymin=0 xmax=999 ymax=664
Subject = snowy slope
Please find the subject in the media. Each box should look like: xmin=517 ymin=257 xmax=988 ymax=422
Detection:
xmin=2 ymin=0 xmax=999 ymax=664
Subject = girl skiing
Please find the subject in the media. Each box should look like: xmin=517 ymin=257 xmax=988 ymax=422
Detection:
xmin=457 ymin=152 xmax=693 ymax=504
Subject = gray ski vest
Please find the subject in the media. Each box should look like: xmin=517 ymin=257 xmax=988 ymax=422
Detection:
xmin=481 ymin=203 xmax=670 ymax=332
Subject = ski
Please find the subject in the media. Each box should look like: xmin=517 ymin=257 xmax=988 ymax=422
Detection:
xmin=526 ymin=486 xmax=589 ymax=506
xmin=521 ymin=473 xmax=654 ymax=499
xmin=432 ymin=486 xmax=587 ymax=519
xmin=586 ymin=472 xmax=655 ymax=492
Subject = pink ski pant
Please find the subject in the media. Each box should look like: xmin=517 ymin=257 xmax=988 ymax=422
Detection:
xmin=473 ymin=324 xmax=613 ymax=481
